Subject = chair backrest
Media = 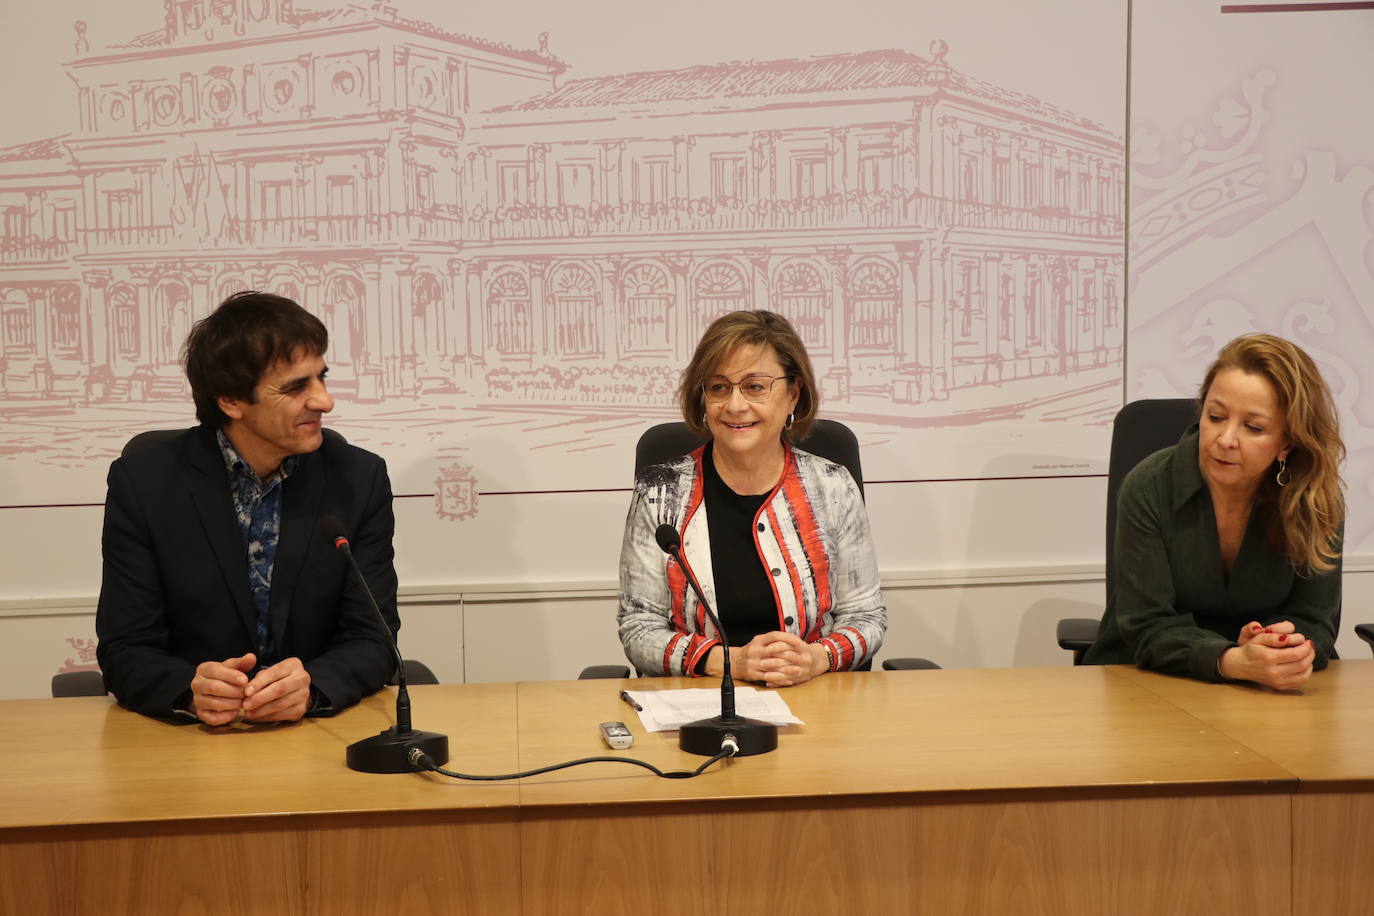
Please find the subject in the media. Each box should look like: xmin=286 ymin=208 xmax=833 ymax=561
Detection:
xmin=1104 ymin=398 xmax=1197 ymax=591
xmin=633 ymin=419 xmax=864 ymax=498
xmin=122 ymin=427 xmax=346 ymax=458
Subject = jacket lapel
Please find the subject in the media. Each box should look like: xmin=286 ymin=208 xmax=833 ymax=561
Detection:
xmin=185 ymin=428 xmax=257 ymax=642
xmin=269 ymin=448 xmax=325 ymax=655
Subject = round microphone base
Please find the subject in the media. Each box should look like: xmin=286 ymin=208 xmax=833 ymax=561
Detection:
xmin=347 ymin=727 xmax=450 ymax=774
xmin=678 ymin=715 xmax=778 ymax=757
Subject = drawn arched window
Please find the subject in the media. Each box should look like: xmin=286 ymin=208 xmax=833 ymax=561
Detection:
xmin=847 ymin=262 xmax=897 ymax=351
xmin=413 ymin=274 xmax=444 ymax=359
xmin=110 ymin=286 xmax=140 ymax=359
xmin=1 ymin=290 xmax=34 ymax=356
xmin=487 ymin=271 xmax=532 ymax=356
xmin=550 ymin=265 xmax=602 ymax=357
xmin=324 ymin=275 xmax=366 ymax=365
xmin=774 ymin=262 xmax=828 ymax=348
xmin=49 ymin=285 xmax=81 ymax=357
xmin=1025 ymin=277 xmax=1042 ymax=347
xmin=154 ymin=282 xmax=191 ymax=366
xmin=622 ymin=263 xmax=671 ymax=352
xmin=692 ymin=263 xmax=748 ymax=335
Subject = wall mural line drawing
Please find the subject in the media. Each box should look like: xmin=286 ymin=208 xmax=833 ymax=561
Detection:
xmin=1127 ymin=2 xmax=1374 ymax=554
xmin=0 ymin=0 xmax=1126 ymax=515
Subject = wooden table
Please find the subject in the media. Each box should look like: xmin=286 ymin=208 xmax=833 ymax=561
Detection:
xmin=1112 ymin=659 xmax=1374 ymax=915
xmin=0 ymin=665 xmax=1326 ymax=915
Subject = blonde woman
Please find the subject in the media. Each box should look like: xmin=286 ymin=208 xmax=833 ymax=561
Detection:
xmin=1086 ymin=334 xmax=1344 ymax=689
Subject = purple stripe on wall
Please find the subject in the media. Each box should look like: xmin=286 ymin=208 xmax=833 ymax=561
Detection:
xmin=1221 ymin=2 xmax=1374 ymax=12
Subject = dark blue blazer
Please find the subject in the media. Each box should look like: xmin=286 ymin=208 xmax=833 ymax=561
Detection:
xmin=96 ymin=425 xmax=399 ymax=718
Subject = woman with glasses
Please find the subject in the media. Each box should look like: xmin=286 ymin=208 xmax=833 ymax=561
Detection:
xmin=1085 ymin=334 xmax=1344 ymax=688
xmin=617 ymin=310 xmax=886 ymax=684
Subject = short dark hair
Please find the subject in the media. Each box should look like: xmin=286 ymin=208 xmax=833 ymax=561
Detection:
xmin=677 ymin=310 xmax=819 ymax=441
xmin=183 ymin=291 xmax=328 ymax=427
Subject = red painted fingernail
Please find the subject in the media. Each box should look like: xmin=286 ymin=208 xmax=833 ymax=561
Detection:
xmin=1264 ymin=628 xmax=1273 ymax=633
xmin=1278 ymin=634 xmax=1288 ymax=642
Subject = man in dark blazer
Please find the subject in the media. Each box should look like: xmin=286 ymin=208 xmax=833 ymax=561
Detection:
xmin=96 ymin=291 xmax=399 ymax=724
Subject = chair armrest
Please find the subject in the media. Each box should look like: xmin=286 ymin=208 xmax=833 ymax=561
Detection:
xmin=52 ymin=671 xmax=107 ymax=697
xmin=1355 ymin=624 xmax=1374 ymax=655
xmin=401 ymin=659 xmax=440 ymax=685
xmin=1056 ymin=618 xmax=1099 ymax=652
xmin=578 ymin=665 xmax=632 ymax=680
xmin=880 ymin=658 xmax=942 ymax=671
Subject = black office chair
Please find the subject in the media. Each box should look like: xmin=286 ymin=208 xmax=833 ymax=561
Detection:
xmin=580 ymin=420 xmax=938 ymax=678
xmin=1058 ymin=398 xmax=1197 ymax=664
xmin=1355 ymin=624 xmax=1374 ymax=656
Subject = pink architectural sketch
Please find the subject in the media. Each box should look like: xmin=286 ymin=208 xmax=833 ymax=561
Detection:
xmin=1128 ymin=47 xmax=1374 ymax=553
xmin=0 ymin=0 xmax=1125 ymax=510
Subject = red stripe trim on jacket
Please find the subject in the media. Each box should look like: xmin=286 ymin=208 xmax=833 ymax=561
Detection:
xmin=663 ymin=631 xmax=684 ymax=675
xmin=780 ymin=454 xmax=832 ymax=625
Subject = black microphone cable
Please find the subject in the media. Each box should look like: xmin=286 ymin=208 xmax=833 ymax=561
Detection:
xmin=408 ymin=742 xmax=736 ymax=781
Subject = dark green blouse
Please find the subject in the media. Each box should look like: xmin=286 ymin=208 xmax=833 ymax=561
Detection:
xmin=1084 ymin=425 xmax=1341 ymax=680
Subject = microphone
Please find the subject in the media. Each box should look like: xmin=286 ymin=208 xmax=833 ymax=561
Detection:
xmin=320 ymin=515 xmax=449 ymax=774
xmin=654 ymin=524 xmax=777 ymax=757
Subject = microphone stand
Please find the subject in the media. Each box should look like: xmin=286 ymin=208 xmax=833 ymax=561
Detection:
xmin=658 ymin=525 xmax=778 ymax=757
xmin=327 ymin=526 xmax=449 ymax=774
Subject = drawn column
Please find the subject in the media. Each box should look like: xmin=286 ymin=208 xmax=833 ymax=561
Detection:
xmin=357 ymin=262 xmax=386 ymax=401
xmin=378 ymin=254 xmax=414 ymax=395
xmin=926 ymin=244 xmax=951 ymax=400
xmin=1010 ymin=253 xmax=1028 ymax=355
xmin=443 ymin=256 xmax=468 ymax=384
xmin=982 ymin=252 xmax=1001 ymax=381
xmin=666 ymin=254 xmax=692 ymax=364
xmin=894 ymin=241 xmax=925 ymax=404
xmin=28 ymin=286 xmax=51 ymax=396
xmin=821 ymin=247 xmax=851 ymax=401
xmin=463 ymin=259 xmax=487 ymax=377
xmin=746 ymin=249 xmax=770 ymax=314
xmin=527 ymin=257 xmax=549 ymax=357
xmin=603 ymin=256 xmax=625 ymax=365
xmin=81 ymin=269 xmax=111 ymax=397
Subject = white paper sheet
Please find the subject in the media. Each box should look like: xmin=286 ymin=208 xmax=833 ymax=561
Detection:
xmin=622 ymin=686 xmax=804 ymax=732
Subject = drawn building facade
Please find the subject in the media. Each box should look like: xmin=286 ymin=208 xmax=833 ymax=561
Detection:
xmin=0 ymin=0 xmax=1123 ymax=410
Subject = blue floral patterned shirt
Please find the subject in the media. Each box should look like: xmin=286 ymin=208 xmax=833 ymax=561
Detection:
xmin=217 ymin=430 xmax=300 ymax=667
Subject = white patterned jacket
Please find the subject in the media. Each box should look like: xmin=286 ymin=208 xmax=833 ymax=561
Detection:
xmin=617 ymin=443 xmax=886 ymax=676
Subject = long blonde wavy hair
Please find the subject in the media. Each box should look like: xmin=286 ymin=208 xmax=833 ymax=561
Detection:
xmin=1199 ymin=334 xmax=1345 ymax=573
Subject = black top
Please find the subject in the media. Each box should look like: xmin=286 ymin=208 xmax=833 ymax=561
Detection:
xmin=701 ymin=442 xmax=781 ymax=651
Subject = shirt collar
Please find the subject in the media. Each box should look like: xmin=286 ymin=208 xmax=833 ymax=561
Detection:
xmin=1170 ymin=422 xmax=1204 ymax=510
xmin=216 ymin=428 xmax=298 ymax=487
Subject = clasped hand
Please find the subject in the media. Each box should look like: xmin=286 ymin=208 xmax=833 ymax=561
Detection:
xmin=189 ymin=652 xmax=312 ymax=725
xmin=1221 ymin=620 xmax=1315 ymax=690
xmin=733 ymin=631 xmax=828 ymax=687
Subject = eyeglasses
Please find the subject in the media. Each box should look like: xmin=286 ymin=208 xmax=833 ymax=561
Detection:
xmin=702 ymin=374 xmax=791 ymax=403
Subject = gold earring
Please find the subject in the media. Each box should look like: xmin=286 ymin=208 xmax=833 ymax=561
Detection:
xmin=1276 ymin=457 xmax=1290 ymax=487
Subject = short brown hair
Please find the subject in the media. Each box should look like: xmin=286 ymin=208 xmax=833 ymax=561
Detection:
xmin=677 ymin=310 xmax=818 ymax=441
xmin=183 ymin=291 xmax=328 ymax=427
xmin=1199 ymin=333 xmax=1344 ymax=572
